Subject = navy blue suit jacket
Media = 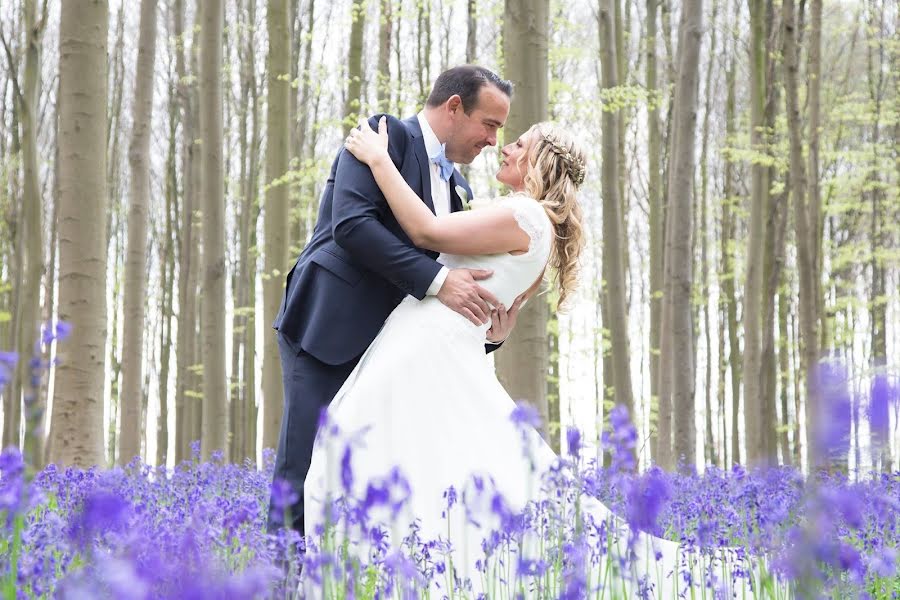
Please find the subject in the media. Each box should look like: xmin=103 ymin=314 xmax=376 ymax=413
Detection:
xmin=273 ymin=114 xmax=480 ymax=365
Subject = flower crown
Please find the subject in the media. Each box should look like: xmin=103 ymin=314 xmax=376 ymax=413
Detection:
xmin=540 ymin=131 xmax=586 ymax=187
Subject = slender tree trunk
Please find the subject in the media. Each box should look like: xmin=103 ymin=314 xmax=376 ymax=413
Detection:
xmin=784 ymin=0 xmax=820 ymax=470
xmin=466 ymin=0 xmax=477 ymax=63
xmin=3 ymin=0 xmax=49 ymax=462
xmin=598 ymin=0 xmax=635 ymax=419
xmin=186 ymin=9 xmax=204 ymax=456
xmin=245 ymin=27 xmax=261 ymax=466
xmin=158 ymin=81 xmax=177 ymax=468
xmin=415 ymin=0 xmax=431 ymax=107
xmin=699 ymin=0 xmax=718 ymax=466
xmin=262 ymin=0 xmax=291 ymax=453
xmin=663 ymin=0 xmax=702 ymax=470
xmin=0 ymin=70 xmax=9 ymax=430
xmin=200 ymin=0 xmax=227 ymax=460
xmin=343 ymin=0 xmax=365 ymax=138
xmin=723 ymin=0 xmax=741 ymax=465
xmin=38 ymin=79 xmax=61 ymax=467
xmin=495 ymin=0 xmax=551 ymax=435
xmin=173 ymin=0 xmax=197 ymax=463
xmin=743 ymin=0 xmax=768 ymax=467
xmin=291 ymin=0 xmax=315 ymax=248
xmin=49 ymin=0 xmax=110 ymax=468
xmin=119 ymin=0 xmax=158 ymax=465
xmin=646 ymin=0 xmax=664 ymax=463
xmin=392 ymin=1 xmax=402 ymax=114
xmin=3 ymin=20 xmax=20 ymax=451
xmin=778 ymin=271 xmax=792 ymax=466
xmin=865 ymin=0 xmax=889 ymax=471
xmin=105 ymin=5 xmax=126 ymax=463
xmin=759 ymin=16 xmax=784 ymax=465
xmin=547 ymin=302 xmax=560 ymax=453
xmin=655 ymin=0 xmax=678 ymax=468
xmin=760 ymin=181 xmax=788 ymax=465
xmin=377 ymin=0 xmax=392 ymax=112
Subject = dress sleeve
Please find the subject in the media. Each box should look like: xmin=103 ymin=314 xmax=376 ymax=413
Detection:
xmin=503 ymin=196 xmax=551 ymax=257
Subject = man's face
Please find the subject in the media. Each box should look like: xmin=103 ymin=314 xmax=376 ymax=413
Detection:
xmin=443 ymin=85 xmax=510 ymax=165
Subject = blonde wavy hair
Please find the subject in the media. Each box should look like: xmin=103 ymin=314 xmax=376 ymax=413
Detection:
xmin=514 ymin=122 xmax=586 ymax=309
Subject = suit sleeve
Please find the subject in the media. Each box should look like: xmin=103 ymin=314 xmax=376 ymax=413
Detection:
xmin=332 ymin=115 xmax=442 ymax=300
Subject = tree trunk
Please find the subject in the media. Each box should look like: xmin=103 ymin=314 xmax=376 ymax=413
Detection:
xmin=105 ymin=4 xmax=126 ymax=463
xmin=49 ymin=0 xmax=109 ymax=468
xmin=262 ymin=0 xmax=291 ymax=453
xmin=758 ymin=14 xmax=784 ymax=465
xmin=495 ymin=0 xmax=550 ymax=435
xmin=723 ymin=0 xmax=741 ymax=465
xmin=200 ymin=0 xmax=228 ymax=460
xmin=5 ymin=0 xmax=49 ymax=462
xmin=699 ymin=0 xmax=718 ymax=466
xmin=245 ymin=14 xmax=262 ymax=465
xmin=173 ymin=0 xmax=195 ymax=463
xmin=416 ymin=1 xmax=431 ymax=107
xmin=784 ymin=0 xmax=820 ymax=470
xmin=159 ymin=77 xmax=177 ymax=468
xmin=865 ymin=0 xmax=889 ymax=472
xmin=760 ymin=181 xmax=788 ymax=465
xmin=119 ymin=0 xmax=158 ymax=465
xmin=742 ymin=0 xmax=768 ymax=467
xmin=778 ymin=271 xmax=792 ymax=466
xmin=291 ymin=0 xmax=315 ymax=247
xmin=547 ymin=302 xmax=560 ymax=453
xmin=377 ymin=0 xmax=392 ymax=112
xmin=343 ymin=0 xmax=365 ymax=138
xmin=466 ymin=0 xmax=477 ymax=63
xmin=646 ymin=0 xmax=664 ymax=463
xmin=598 ymin=0 xmax=635 ymax=420
xmin=37 ymin=77 xmax=61 ymax=467
xmin=663 ymin=0 xmax=701 ymax=470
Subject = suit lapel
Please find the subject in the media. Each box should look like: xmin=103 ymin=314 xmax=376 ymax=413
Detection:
xmin=448 ymin=172 xmax=464 ymax=213
xmin=403 ymin=115 xmax=436 ymax=215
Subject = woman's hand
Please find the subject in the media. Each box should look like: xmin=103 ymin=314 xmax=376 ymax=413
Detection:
xmin=344 ymin=116 xmax=390 ymax=167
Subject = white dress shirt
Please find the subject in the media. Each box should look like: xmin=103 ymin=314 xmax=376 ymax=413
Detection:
xmin=418 ymin=112 xmax=452 ymax=296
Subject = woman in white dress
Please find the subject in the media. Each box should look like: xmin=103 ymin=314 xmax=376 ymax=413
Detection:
xmin=304 ymin=118 xmax=750 ymax=598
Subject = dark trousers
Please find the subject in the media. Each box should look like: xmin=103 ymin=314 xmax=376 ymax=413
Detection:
xmin=267 ymin=333 xmax=360 ymax=536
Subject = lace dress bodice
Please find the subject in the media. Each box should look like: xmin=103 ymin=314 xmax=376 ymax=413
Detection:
xmin=438 ymin=194 xmax=552 ymax=309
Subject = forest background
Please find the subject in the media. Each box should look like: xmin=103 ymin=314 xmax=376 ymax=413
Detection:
xmin=0 ymin=0 xmax=897 ymax=479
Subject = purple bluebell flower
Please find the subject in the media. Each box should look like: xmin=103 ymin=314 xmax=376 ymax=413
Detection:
xmin=340 ymin=444 xmax=353 ymax=493
xmin=269 ymin=479 xmax=299 ymax=512
xmin=68 ymin=489 xmax=132 ymax=546
xmin=625 ymin=466 xmax=671 ymax=535
xmin=0 ymin=351 xmax=18 ymax=390
xmin=815 ymin=361 xmax=852 ymax=462
xmin=868 ymin=545 xmax=897 ymax=578
xmin=41 ymin=320 xmax=73 ymax=345
xmin=443 ymin=485 xmax=458 ymax=516
xmin=868 ymin=374 xmax=893 ymax=440
xmin=0 ymin=351 xmax=19 ymax=370
xmin=566 ymin=426 xmax=582 ymax=460
xmin=510 ymin=402 xmax=541 ymax=429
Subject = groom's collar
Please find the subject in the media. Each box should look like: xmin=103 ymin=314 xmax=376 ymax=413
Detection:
xmin=416 ymin=111 xmax=448 ymax=163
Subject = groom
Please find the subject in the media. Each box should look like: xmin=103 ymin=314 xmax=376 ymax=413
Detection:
xmin=268 ymin=65 xmax=517 ymax=536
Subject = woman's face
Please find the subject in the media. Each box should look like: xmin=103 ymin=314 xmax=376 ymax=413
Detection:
xmin=495 ymin=129 xmax=534 ymax=191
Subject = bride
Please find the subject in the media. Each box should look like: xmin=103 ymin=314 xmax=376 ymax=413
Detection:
xmin=304 ymin=118 xmax=751 ymax=598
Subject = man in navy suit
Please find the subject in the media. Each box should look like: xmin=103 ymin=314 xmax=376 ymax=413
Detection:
xmin=268 ymin=65 xmax=517 ymax=536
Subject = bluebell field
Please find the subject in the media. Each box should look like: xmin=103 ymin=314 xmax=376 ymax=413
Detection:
xmin=0 ymin=329 xmax=898 ymax=598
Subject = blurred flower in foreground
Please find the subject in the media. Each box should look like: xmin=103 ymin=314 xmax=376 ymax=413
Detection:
xmin=815 ymin=361 xmax=852 ymax=464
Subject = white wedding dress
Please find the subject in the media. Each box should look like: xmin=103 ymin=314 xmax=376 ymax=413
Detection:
xmin=304 ymin=195 xmax=754 ymax=598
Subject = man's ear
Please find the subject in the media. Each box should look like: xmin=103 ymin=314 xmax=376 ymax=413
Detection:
xmin=447 ymin=94 xmax=463 ymax=114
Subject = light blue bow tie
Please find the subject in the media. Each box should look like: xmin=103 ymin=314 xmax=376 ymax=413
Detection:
xmin=430 ymin=145 xmax=454 ymax=181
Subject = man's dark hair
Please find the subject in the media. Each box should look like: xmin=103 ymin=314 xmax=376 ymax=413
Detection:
xmin=425 ymin=65 xmax=513 ymax=113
